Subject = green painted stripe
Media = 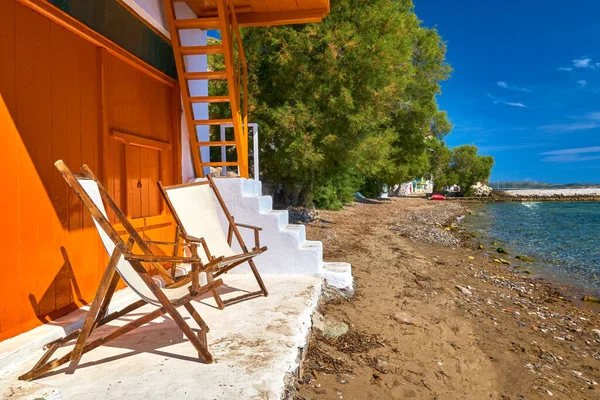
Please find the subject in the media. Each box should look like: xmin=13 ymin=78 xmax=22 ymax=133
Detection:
xmin=49 ymin=0 xmax=176 ymax=78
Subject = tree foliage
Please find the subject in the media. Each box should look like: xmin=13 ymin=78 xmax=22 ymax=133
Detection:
xmin=427 ymin=142 xmax=495 ymax=194
xmin=240 ymin=0 xmax=454 ymax=208
xmin=451 ymin=145 xmax=495 ymax=193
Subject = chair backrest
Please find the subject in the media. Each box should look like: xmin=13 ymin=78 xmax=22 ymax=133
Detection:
xmin=54 ymin=160 xmax=167 ymax=304
xmin=76 ymin=178 xmax=159 ymax=304
xmin=161 ymin=182 xmax=235 ymax=264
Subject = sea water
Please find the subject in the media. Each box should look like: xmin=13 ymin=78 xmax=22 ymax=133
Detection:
xmin=463 ymin=202 xmax=600 ymax=296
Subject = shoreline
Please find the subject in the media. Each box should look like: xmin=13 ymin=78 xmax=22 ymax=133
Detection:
xmin=446 ymin=189 xmax=600 ymax=203
xmin=296 ymin=197 xmax=600 ymax=399
xmin=455 ymin=206 xmax=600 ymax=309
xmin=448 ymin=195 xmax=600 ymax=203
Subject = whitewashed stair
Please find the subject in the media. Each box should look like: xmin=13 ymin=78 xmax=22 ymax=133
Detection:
xmin=192 ymin=178 xmax=353 ymax=290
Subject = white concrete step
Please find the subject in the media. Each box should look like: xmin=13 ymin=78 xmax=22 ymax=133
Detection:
xmin=258 ymin=195 xmax=273 ymax=212
xmin=281 ymin=224 xmax=306 ymax=244
xmin=321 ymin=262 xmax=353 ymax=290
xmin=301 ymin=240 xmax=323 ymax=270
xmin=241 ymin=178 xmax=262 ymax=197
xmin=267 ymin=210 xmax=289 ymax=230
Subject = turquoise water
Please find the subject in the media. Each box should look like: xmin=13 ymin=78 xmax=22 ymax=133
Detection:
xmin=463 ymin=202 xmax=600 ymax=296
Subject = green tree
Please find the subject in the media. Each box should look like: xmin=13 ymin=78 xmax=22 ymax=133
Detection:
xmin=451 ymin=145 xmax=494 ymax=192
xmin=426 ymin=137 xmax=454 ymax=189
xmin=427 ymin=143 xmax=494 ymax=194
xmin=242 ymin=0 xmax=452 ymax=208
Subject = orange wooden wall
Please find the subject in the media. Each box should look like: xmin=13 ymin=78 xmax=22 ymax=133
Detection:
xmin=0 ymin=0 xmax=181 ymax=341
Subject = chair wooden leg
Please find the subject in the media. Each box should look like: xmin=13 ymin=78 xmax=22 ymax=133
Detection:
xmin=248 ymin=259 xmax=268 ymax=297
xmin=183 ymin=302 xmax=210 ymax=332
xmin=128 ymin=259 xmax=215 ymax=363
xmin=171 ymin=227 xmax=181 ymax=280
xmin=70 ymin=248 xmax=122 ymax=363
xmin=183 ymin=303 xmax=210 ymax=354
xmin=164 ymin=303 xmax=214 ymax=363
xmin=93 ymin=271 xmax=121 ymax=329
xmin=207 ymin=272 xmax=225 ymax=309
xmin=19 ymin=307 xmax=166 ymax=381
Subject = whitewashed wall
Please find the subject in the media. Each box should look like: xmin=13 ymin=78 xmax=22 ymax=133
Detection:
xmin=122 ymin=0 xmax=207 ymax=182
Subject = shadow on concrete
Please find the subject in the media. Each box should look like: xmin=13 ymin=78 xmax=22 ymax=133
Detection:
xmin=29 ymin=247 xmax=88 ymax=324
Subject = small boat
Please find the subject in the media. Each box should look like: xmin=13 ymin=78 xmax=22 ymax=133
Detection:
xmin=431 ymin=194 xmax=446 ymax=201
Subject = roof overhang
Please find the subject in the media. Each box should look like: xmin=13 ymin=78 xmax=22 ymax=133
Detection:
xmin=184 ymin=0 xmax=330 ymax=28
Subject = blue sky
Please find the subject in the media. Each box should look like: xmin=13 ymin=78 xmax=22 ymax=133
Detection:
xmin=415 ymin=0 xmax=600 ymax=183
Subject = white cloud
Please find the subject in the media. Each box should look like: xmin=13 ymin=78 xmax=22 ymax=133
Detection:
xmin=488 ymin=94 xmax=528 ymax=108
xmin=574 ymin=58 xmax=593 ymax=68
xmin=505 ymin=102 xmax=528 ymax=108
xmin=559 ymin=57 xmax=599 ymax=71
xmin=478 ymin=143 xmax=543 ymax=152
xmin=496 ymin=81 xmax=532 ymax=92
xmin=541 ymin=146 xmax=600 ymax=163
xmin=543 ymin=154 xmax=600 ymax=163
xmin=539 ymin=112 xmax=600 ymax=132
xmin=541 ymin=146 xmax=600 ymax=155
xmin=585 ymin=112 xmax=600 ymax=121
xmin=539 ymin=122 xmax=600 ymax=133
xmin=578 ymin=80 xmax=588 ymax=87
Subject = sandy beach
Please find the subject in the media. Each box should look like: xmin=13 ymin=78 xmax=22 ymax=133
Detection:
xmin=295 ymin=198 xmax=600 ymax=399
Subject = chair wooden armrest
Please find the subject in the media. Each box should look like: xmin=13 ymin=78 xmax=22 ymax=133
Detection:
xmin=182 ymin=234 xmax=205 ymax=243
xmin=143 ymin=240 xmax=193 ymax=247
xmin=124 ymin=254 xmax=223 ymax=272
xmin=234 ymin=222 xmax=262 ymax=231
xmin=232 ymin=222 xmax=262 ymax=250
xmin=164 ymin=256 xmax=224 ymax=291
xmin=180 ymin=234 xmax=217 ymax=261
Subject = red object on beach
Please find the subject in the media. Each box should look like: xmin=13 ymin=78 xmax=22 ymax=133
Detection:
xmin=431 ymin=194 xmax=446 ymax=201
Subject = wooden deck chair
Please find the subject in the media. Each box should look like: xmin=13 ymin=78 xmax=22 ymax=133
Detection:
xmin=158 ymin=175 xmax=268 ymax=309
xmin=19 ymin=161 xmax=225 ymax=382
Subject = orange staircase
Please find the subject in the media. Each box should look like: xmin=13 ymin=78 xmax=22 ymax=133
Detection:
xmin=163 ymin=0 xmax=249 ymax=178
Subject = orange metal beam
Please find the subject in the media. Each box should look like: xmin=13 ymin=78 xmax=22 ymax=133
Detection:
xmin=170 ymin=8 xmax=329 ymax=30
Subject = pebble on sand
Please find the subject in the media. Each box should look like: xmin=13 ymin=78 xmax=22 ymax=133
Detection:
xmin=313 ymin=311 xmax=349 ymax=339
xmin=455 ymin=285 xmax=473 ymax=296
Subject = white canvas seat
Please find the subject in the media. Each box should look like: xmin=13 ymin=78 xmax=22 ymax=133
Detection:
xmin=163 ymin=183 xmax=236 ymax=264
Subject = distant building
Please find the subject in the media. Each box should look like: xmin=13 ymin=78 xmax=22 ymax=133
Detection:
xmin=395 ymin=177 xmax=434 ymax=196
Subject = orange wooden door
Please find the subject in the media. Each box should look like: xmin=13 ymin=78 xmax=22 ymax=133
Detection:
xmin=0 ymin=0 xmax=180 ymax=341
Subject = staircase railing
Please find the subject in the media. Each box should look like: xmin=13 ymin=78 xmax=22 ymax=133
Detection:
xmin=224 ymin=0 xmax=249 ymax=177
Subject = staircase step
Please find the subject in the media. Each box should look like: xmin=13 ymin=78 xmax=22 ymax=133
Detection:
xmin=283 ymin=224 xmax=306 ymax=244
xmin=190 ymin=96 xmax=231 ymax=103
xmin=258 ymin=195 xmax=273 ymax=212
xmin=174 ymin=18 xmax=219 ymax=30
xmin=300 ymin=241 xmax=323 ymax=270
xmin=267 ymin=210 xmax=289 ymax=230
xmin=193 ymin=118 xmax=234 ymax=126
xmin=242 ymin=179 xmax=262 ymax=197
xmin=302 ymin=240 xmax=323 ymax=257
xmin=199 ymin=161 xmax=239 ymax=167
xmin=180 ymin=45 xmax=224 ymax=55
xmin=302 ymin=240 xmax=323 ymax=249
xmin=197 ymin=141 xmax=237 ymax=147
xmin=321 ymin=262 xmax=353 ymax=290
xmin=184 ymin=71 xmax=228 ymax=80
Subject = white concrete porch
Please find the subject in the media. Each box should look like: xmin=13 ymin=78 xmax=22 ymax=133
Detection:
xmin=0 ymin=274 xmax=321 ymax=400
